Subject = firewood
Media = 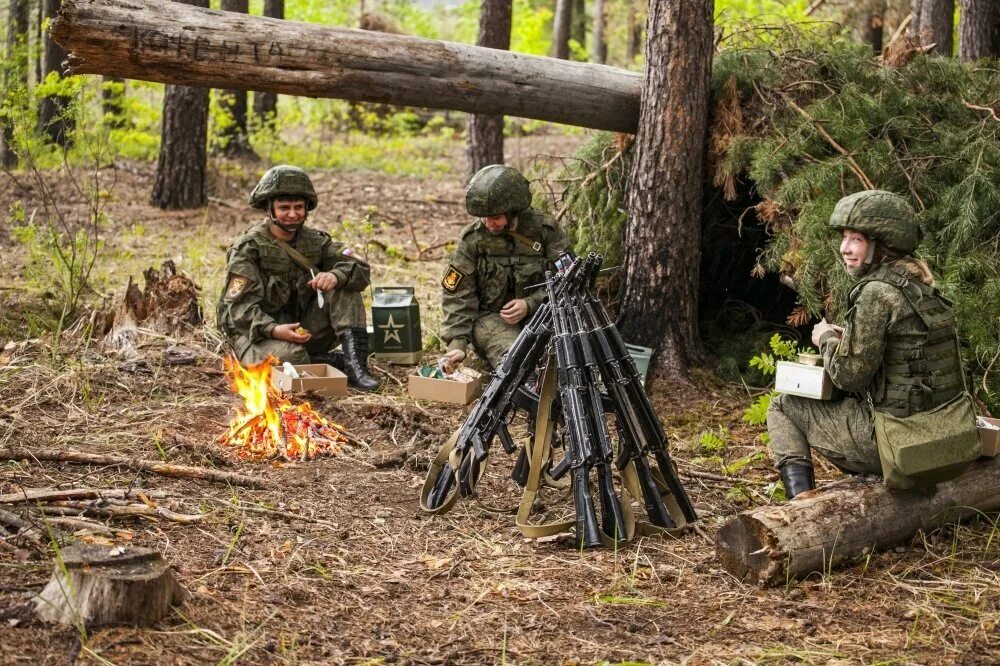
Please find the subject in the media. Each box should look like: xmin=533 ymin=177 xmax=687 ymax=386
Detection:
xmin=715 ymin=457 xmax=1000 ymax=586
xmin=0 ymin=449 xmax=268 ymax=488
xmin=0 ymin=487 xmax=168 ymax=505
xmin=35 ymin=544 xmax=183 ymax=627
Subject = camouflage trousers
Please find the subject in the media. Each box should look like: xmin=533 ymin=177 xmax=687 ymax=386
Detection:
xmin=232 ymin=289 xmax=367 ymax=366
xmin=766 ymin=393 xmax=881 ymax=474
xmin=471 ymin=312 xmax=522 ymax=369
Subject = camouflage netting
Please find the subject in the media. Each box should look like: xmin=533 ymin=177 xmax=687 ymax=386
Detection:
xmin=559 ymin=28 xmax=1000 ymax=413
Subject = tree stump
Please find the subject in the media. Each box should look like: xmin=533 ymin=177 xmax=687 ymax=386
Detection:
xmin=715 ymin=457 xmax=1000 ymax=586
xmin=35 ymin=545 xmax=184 ymax=627
xmin=105 ymin=260 xmax=202 ymax=353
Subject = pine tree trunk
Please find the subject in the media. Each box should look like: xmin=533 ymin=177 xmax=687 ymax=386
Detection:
xmin=151 ymin=0 xmax=209 ymax=210
xmin=916 ymin=0 xmax=955 ymax=55
xmin=959 ymin=0 xmax=1000 ymax=60
xmin=856 ymin=0 xmax=886 ymax=53
xmin=593 ymin=0 xmax=607 ymax=64
xmin=466 ymin=0 xmax=512 ymax=175
xmin=626 ymin=0 xmax=642 ymax=63
xmin=1 ymin=0 xmax=30 ymax=168
xmin=218 ymin=0 xmax=254 ymax=158
xmin=552 ymin=0 xmax=573 ymax=59
xmin=37 ymin=0 xmax=72 ymax=145
xmin=571 ymin=0 xmax=587 ymax=52
xmin=620 ymin=0 xmax=713 ymax=381
xmin=101 ymin=75 xmax=126 ymax=129
xmin=251 ymin=0 xmax=283 ymax=128
xmin=34 ymin=0 xmax=42 ymax=85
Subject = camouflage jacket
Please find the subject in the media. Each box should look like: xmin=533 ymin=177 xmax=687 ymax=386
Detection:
xmin=818 ymin=261 xmax=962 ymax=416
xmin=217 ymin=220 xmax=370 ymax=343
xmin=440 ymin=208 xmax=570 ymax=353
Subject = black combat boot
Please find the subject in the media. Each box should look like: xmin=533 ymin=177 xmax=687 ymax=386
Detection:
xmin=780 ymin=464 xmax=815 ymax=500
xmin=310 ymin=350 xmax=344 ymax=371
xmin=340 ymin=328 xmax=379 ymax=392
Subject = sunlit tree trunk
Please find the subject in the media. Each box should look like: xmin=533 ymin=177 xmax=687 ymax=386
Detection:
xmin=467 ymin=0 xmax=512 ymax=174
xmin=150 ymin=0 xmax=209 ymax=210
xmin=619 ymin=0 xmax=713 ymax=380
xmin=552 ymin=0 xmax=573 ymax=59
xmin=626 ymin=0 xmax=643 ymax=64
xmin=37 ymin=0 xmax=73 ymax=145
xmin=593 ymin=0 xmax=607 ymax=63
xmin=571 ymin=0 xmax=587 ymax=53
xmin=1 ymin=0 xmax=30 ymax=167
xmin=218 ymin=0 xmax=254 ymax=158
xmin=252 ymin=0 xmax=283 ymax=129
xmin=959 ymin=0 xmax=1000 ymax=60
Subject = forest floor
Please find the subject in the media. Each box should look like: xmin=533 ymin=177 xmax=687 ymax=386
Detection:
xmin=1 ymin=133 xmax=998 ymax=665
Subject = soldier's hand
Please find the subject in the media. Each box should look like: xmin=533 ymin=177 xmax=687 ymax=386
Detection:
xmin=811 ymin=319 xmax=843 ymax=347
xmin=440 ymin=349 xmax=466 ymax=373
xmin=273 ymin=322 xmax=312 ymax=344
xmin=500 ymin=299 xmax=528 ymax=325
xmin=309 ymin=272 xmax=338 ymax=292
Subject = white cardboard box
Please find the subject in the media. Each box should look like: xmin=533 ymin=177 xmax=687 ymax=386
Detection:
xmin=775 ymin=361 xmax=833 ymax=400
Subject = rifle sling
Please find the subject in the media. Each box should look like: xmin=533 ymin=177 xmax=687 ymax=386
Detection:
xmin=270 ymin=234 xmax=321 ymax=274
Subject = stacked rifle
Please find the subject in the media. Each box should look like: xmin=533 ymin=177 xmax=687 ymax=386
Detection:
xmin=420 ymin=254 xmax=696 ymax=548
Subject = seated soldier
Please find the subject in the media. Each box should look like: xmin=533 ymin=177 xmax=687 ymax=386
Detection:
xmin=438 ymin=164 xmax=571 ymax=370
xmin=217 ymin=165 xmax=379 ymax=391
xmin=768 ymin=190 xmax=967 ymax=498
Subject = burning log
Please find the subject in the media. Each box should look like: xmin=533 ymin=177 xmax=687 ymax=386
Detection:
xmin=0 ymin=450 xmax=268 ymax=488
xmin=35 ymin=544 xmax=183 ymax=628
xmin=219 ymin=356 xmax=352 ymax=462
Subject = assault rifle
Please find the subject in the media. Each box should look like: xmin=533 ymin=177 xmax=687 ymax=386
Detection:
xmin=424 ymin=257 xmax=589 ymax=509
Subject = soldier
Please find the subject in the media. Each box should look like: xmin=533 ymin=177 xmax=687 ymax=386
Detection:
xmin=767 ymin=190 xmax=966 ymax=498
xmin=217 ymin=165 xmax=379 ymax=391
xmin=439 ymin=164 xmax=571 ymax=369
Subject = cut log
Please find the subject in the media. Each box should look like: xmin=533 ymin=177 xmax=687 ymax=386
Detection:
xmin=50 ymin=0 xmax=641 ymax=133
xmin=715 ymin=457 xmax=1000 ymax=586
xmin=35 ymin=544 xmax=183 ymax=627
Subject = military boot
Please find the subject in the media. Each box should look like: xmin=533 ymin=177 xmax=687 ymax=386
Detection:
xmin=340 ymin=328 xmax=379 ymax=391
xmin=780 ymin=464 xmax=815 ymax=500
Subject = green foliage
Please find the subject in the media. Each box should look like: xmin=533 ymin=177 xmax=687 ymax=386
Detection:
xmin=713 ymin=31 xmax=1000 ymax=412
xmin=697 ymin=426 xmax=730 ymax=455
xmin=742 ymin=333 xmax=808 ymax=430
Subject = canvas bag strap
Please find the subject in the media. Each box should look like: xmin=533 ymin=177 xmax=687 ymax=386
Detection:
xmin=270 ymin=235 xmax=320 ymax=274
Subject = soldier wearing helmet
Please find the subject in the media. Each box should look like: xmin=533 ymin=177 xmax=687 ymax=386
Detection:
xmin=216 ymin=165 xmax=378 ymax=391
xmin=767 ymin=190 xmax=967 ymax=497
xmin=439 ymin=164 xmax=571 ymax=369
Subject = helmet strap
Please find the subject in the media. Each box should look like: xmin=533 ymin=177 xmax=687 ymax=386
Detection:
xmin=864 ymin=240 xmax=876 ymax=266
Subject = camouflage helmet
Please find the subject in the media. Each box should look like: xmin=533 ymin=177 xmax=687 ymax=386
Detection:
xmin=828 ymin=190 xmax=921 ymax=254
xmin=466 ymin=164 xmax=532 ymax=217
xmin=248 ymin=165 xmax=318 ymax=211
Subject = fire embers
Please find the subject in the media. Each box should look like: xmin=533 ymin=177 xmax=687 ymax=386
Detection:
xmin=219 ymin=355 xmax=349 ymax=462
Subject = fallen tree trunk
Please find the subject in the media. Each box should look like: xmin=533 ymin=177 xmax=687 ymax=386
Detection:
xmin=715 ymin=457 xmax=1000 ymax=586
xmin=0 ymin=449 xmax=268 ymax=489
xmin=51 ymin=0 xmax=641 ymax=133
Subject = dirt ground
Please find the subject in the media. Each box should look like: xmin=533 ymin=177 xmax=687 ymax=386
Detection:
xmin=1 ymin=134 xmax=998 ymax=665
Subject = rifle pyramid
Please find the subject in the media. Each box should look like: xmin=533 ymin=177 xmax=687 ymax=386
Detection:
xmin=421 ymin=254 xmax=697 ymax=547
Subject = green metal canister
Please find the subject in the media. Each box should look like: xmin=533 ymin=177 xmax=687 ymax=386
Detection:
xmin=371 ymin=287 xmax=422 ymax=363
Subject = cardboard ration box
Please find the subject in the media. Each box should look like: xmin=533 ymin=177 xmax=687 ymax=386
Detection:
xmin=977 ymin=416 xmax=1000 ymax=457
xmin=371 ymin=287 xmax=423 ymax=364
xmin=774 ymin=360 xmax=834 ymax=400
xmin=271 ymin=363 xmax=348 ymax=397
xmin=407 ymin=366 xmax=483 ymax=405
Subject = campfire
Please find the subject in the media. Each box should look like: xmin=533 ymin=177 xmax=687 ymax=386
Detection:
xmin=219 ymin=355 xmax=350 ymax=461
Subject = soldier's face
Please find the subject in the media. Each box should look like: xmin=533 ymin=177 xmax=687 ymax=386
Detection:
xmin=269 ymin=198 xmax=308 ymax=235
xmin=482 ymin=214 xmax=508 ymax=233
xmin=840 ymin=230 xmax=870 ymax=271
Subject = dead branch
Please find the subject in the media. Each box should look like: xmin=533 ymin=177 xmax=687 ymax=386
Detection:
xmin=0 ymin=487 xmax=169 ymax=505
xmin=963 ymin=100 xmax=1000 ymax=123
xmin=0 ymin=449 xmax=269 ymax=488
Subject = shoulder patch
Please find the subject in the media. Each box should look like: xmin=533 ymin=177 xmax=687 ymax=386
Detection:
xmin=442 ymin=265 xmax=465 ymax=292
xmin=225 ymin=274 xmax=251 ymax=301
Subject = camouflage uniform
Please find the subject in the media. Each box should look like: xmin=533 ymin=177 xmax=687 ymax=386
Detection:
xmin=217 ymin=220 xmax=370 ymax=365
xmin=440 ymin=165 xmax=570 ymax=368
xmin=768 ymin=191 xmax=964 ymax=479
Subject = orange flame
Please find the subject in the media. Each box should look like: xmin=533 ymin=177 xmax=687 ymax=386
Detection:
xmin=219 ymin=355 xmax=349 ymax=462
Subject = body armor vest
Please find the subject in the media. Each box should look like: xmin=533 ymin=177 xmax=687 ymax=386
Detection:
xmin=850 ymin=263 xmax=963 ymax=418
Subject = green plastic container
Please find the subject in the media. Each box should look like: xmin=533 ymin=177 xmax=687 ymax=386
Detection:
xmin=371 ymin=287 xmax=422 ymax=364
xmin=625 ymin=343 xmax=652 ymax=387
